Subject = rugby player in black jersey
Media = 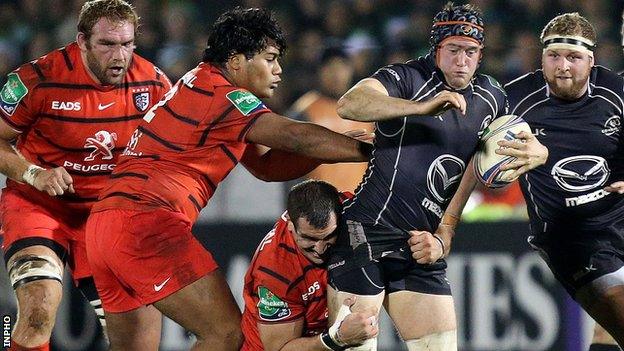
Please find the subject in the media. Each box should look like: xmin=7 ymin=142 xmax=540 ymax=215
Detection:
xmin=325 ymin=3 xmax=548 ymax=350
xmin=501 ymin=13 xmax=624 ymax=351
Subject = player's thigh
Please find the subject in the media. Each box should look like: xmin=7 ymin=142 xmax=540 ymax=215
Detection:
xmin=580 ymin=284 xmax=624 ymax=343
xmin=105 ymin=305 xmax=162 ymax=351
xmin=327 ymin=285 xmax=384 ymax=324
xmin=385 ymin=290 xmax=455 ymax=339
xmin=153 ymin=269 xmax=241 ymax=338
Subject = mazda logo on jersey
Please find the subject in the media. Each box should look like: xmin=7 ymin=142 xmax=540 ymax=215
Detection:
xmin=84 ymin=130 xmax=118 ymax=161
xmin=133 ymin=91 xmax=150 ymax=112
xmin=551 ymin=155 xmax=610 ymax=192
xmin=426 ymin=154 xmax=466 ymax=203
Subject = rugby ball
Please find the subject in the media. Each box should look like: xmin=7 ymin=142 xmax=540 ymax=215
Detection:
xmin=474 ymin=114 xmax=532 ymax=188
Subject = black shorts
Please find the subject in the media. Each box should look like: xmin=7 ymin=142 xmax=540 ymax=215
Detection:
xmin=328 ymin=219 xmax=450 ymax=295
xmin=528 ymin=217 xmax=624 ymax=299
xmin=328 ymin=256 xmax=451 ymax=296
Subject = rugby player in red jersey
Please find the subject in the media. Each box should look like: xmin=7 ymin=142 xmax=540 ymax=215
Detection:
xmin=241 ymin=180 xmax=378 ymax=351
xmin=85 ymin=7 xmax=371 ymax=351
xmin=0 ymin=1 xmax=171 ymax=350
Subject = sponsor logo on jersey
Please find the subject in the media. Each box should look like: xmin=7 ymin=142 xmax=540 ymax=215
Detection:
xmin=565 ymin=189 xmax=610 ymax=207
xmin=477 ymin=114 xmax=493 ymax=137
xmin=133 ymin=91 xmax=150 ymax=112
xmin=226 ymin=89 xmax=263 ymax=116
xmin=533 ymin=128 xmax=546 ymax=136
xmin=0 ymin=73 xmax=28 ymax=116
xmin=551 ymin=155 xmax=610 ymax=193
xmin=51 ymin=101 xmax=81 ymax=111
xmin=426 ymin=154 xmax=465 ymax=204
xmin=84 ymin=130 xmax=118 ymax=161
xmin=257 ymin=286 xmax=291 ymax=321
xmin=301 ymin=281 xmax=321 ymax=301
xmin=63 ymin=160 xmax=115 ymax=172
xmin=602 ymin=116 xmax=621 ymax=136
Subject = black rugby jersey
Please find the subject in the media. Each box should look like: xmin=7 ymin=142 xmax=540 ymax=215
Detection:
xmin=506 ymin=66 xmax=624 ymax=230
xmin=343 ymin=55 xmax=508 ymax=248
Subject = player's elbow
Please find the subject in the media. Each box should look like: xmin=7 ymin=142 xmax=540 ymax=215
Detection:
xmin=337 ymin=92 xmax=362 ymax=121
xmin=337 ymin=92 xmax=373 ymax=122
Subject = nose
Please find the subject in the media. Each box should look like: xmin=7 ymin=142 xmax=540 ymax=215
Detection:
xmin=313 ymin=240 xmax=328 ymax=254
xmin=274 ymin=59 xmax=283 ymax=76
xmin=557 ymin=57 xmax=570 ymax=71
xmin=456 ymin=51 xmax=467 ymax=66
xmin=111 ymin=45 xmax=126 ymax=61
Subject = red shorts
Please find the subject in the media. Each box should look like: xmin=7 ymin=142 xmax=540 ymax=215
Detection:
xmin=0 ymin=188 xmax=91 ymax=283
xmin=85 ymin=208 xmax=218 ymax=313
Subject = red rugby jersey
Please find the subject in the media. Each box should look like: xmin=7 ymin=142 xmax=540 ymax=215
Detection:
xmin=93 ymin=63 xmax=271 ymax=222
xmin=241 ymin=211 xmax=329 ymax=351
xmin=0 ymin=42 xmax=171 ymax=214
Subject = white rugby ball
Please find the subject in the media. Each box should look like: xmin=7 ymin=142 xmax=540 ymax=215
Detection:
xmin=474 ymin=114 xmax=532 ymax=188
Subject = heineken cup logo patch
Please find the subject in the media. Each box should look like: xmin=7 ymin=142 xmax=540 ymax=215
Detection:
xmin=257 ymin=286 xmax=291 ymax=321
xmin=226 ymin=89 xmax=263 ymax=116
xmin=0 ymin=73 xmax=28 ymax=116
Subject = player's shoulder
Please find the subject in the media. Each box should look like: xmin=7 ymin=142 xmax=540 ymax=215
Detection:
xmin=592 ymin=65 xmax=624 ymax=91
xmin=474 ymin=73 xmax=506 ymax=98
xmin=128 ymin=53 xmax=169 ymax=84
xmin=254 ymin=215 xmax=301 ymax=268
xmin=374 ymin=56 xmax=433 ymax=82
xmin=504 ymin=70 xmax=543 ymax=92
xmin=6 ymin=45 xmax=77 ymax=88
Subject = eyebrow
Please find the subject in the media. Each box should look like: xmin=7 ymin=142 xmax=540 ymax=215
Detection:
xmin=98 ymin=39 xmax=134 ymax=45
xmin=447 ymin=44 xmax=479 ymax=50
xmin=299 ymin=230 xmax=337 ymax=240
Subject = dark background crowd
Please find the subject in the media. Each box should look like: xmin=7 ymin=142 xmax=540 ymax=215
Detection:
xmin=1 ymin=0 xmax=624 ymax=221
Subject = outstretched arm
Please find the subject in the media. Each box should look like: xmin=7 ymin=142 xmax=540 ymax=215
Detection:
xmin=245 ymin=112 xmax=371 ymax=163
xmin=337 ymin=78 xmax=466 ymax=122
xmin=240 ymin=144 xmax=321 ymax=182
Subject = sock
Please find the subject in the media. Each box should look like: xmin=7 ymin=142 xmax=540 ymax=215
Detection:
xmin=589 ymin=344 xmax=622 ymax=351
xmin=8 ymin=340 xmax=50 ymax=351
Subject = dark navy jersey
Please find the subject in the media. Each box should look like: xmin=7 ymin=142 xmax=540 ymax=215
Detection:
xmin=506 ymin=66 xmax=624 ymax=230
xmin=343 ymin=55 xmax=508 ymax=244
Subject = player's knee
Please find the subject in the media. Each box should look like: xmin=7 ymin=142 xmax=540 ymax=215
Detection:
xmin=23 ymin=305 xmax=55 ymax=333
xmin=404 ymin=329 xmax=457 ymax=351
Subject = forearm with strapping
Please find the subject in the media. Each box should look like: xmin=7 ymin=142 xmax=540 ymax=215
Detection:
xmin=0 ymin=138 xmax=34 ymax=183
xmin=438 ymin=164 xmax=478 ymax=254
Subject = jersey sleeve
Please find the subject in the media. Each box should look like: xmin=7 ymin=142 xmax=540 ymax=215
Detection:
xmin=0 ymin=67 xmax=41 ymax=131
xmin=215 ymin=88 xmax=272 ymax=142
xmin=370 ymin=63 xmax=423 ymax=100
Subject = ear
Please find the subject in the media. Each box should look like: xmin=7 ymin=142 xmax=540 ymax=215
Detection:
xmin=227 ymin=53 xmax=245 ymax=71
xmin=287 ymin=219 xmax=296 ymax=233
xmin=76 ymin=32 xmax=88 ymax=51
xmin=589 ymin=54 xmax=595 ymax=67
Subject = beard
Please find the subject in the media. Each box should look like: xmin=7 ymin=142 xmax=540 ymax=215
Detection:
xmin=544 ymin=70 xmax=591 ymax=100
xmin=85 ymin=49 xmax=130 ymax=85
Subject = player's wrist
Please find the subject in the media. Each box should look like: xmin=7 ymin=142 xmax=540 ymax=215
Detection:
xmin=432 ymin=233 xmax=446 ymax=259
xmin=22 ymin=164 xmax=45 ymax=186
xmin=319 ymin=331 xmax=347 ymax=351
